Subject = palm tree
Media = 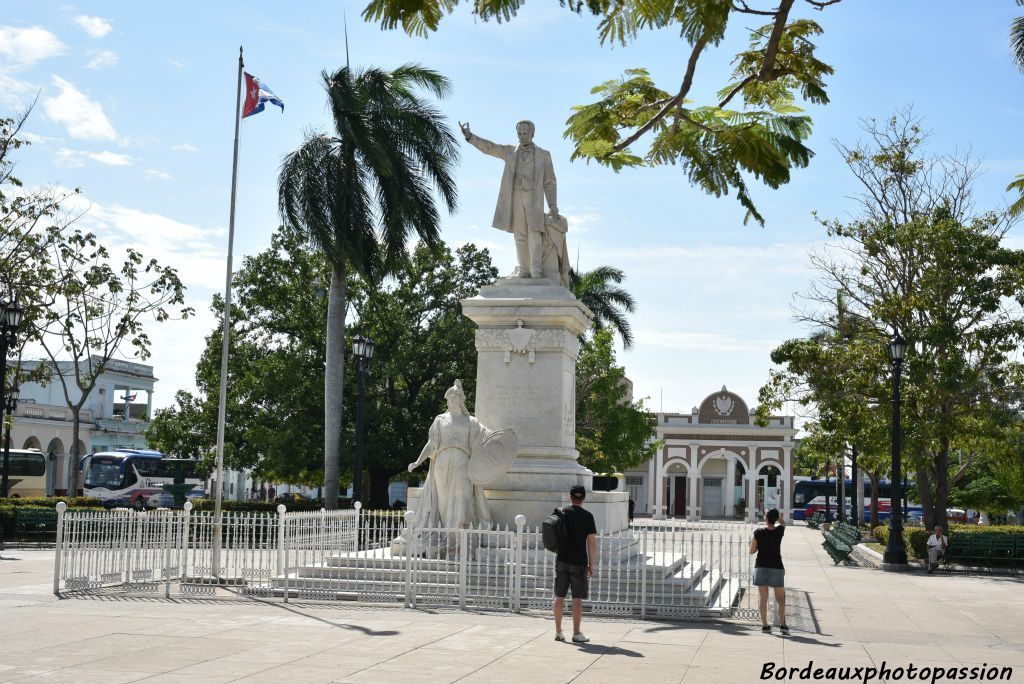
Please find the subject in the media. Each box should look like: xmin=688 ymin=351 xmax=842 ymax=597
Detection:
xmin=1010 ymin=17 xmax=1024 ymax=218
xmin=278 ymin=64 xmax=459 ymax=509
xmin=569 ymin=265 xmax=637 ymax=349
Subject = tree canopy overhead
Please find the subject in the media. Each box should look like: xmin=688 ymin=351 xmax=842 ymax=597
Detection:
xmin=363 ymin=0 xmax=843 ymax=224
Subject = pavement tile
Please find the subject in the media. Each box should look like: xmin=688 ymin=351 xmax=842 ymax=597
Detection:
xmin=0 ymin=528 xmax=1022 ymax=684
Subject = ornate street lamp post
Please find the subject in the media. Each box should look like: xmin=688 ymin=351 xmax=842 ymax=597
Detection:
xmin=837 ymin=449 xmax=846 ymax=523
xmin=883 ymin=333 xmax=909 ymax=571
xmin=850 ymin=444 xmax=859 ymax=528
xmin=351 ymin=335 xmax=375 ymax=505
xmin=824 ymin=454 xmax=831 ymax=522
xmin=1 ymin=299 xmax=25 ymax=498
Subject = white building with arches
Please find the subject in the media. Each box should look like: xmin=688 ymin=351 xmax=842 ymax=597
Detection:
xmin=9 ymin=358 xmax=157 ymax=495
xmin=622 ymin=386 xmax=797 ymax=522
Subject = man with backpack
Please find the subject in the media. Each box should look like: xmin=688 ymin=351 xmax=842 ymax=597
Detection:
xmin=553 ymin=485 xmax=597 ymax=643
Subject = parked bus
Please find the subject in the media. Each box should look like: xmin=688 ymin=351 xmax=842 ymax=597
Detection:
xmin=81 ymin=449 xmax=203 ymax=510
xmin=0 ymin=448 xmax=46 ymax=497
xmin=793 ymin=478 xmax=918 ymax=521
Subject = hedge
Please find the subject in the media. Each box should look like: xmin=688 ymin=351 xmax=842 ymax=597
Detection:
xmin=0 ymin=504 xmax=105 ymax=542
xmin=187 ymin=498 xmax=353 ymax=513
xmin=0 ymin=496 xmax=105 ymax=509
xmin=873 ymin=524 xmax=1024 ymax=559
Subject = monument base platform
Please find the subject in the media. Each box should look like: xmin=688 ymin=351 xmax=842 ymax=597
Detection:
xmin=405 ymin=486 xmax=629 ymax=534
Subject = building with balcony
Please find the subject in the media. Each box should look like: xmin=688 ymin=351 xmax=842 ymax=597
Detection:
xmin=10 ymin=357 xmax=157 ymax=495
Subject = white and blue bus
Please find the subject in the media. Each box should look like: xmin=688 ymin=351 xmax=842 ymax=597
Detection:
xmin=793 ymin=478 xmax=920 ymax=521
xmin=82 ymin=449 xmax=203 ymax=510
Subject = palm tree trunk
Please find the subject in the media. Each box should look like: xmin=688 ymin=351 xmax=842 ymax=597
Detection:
xmin=323 ymin=263 xmax=347 ymax=509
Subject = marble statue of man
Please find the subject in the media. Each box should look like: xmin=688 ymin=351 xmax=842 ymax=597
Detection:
xmin=460 ymin=120 xmax=559 ymax=279
xmin=408 ymin=380 xmax=518 ymax=531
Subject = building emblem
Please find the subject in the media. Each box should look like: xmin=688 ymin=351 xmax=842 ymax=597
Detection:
xmin=714 ymin=394 xmax=734 ymax=417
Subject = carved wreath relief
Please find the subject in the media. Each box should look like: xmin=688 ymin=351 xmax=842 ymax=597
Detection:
xmin=476 ymin=320 xmax=567 ymax=364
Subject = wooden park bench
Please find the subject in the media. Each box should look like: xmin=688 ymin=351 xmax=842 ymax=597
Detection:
xmin=806 ymin=512 xmax=825 ymax=529
xmin=14 ymin=508 xmax=59 ymax=546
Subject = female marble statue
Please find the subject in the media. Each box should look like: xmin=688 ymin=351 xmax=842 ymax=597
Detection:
xmin=407 ymin=379 xmax=516 ymax=530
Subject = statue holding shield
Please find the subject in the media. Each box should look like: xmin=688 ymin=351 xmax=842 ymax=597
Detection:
xmin=407 ymin=379 xmax=518 ymax=530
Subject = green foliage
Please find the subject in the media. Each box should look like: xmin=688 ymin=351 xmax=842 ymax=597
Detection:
xmin=873 ymin=524 xmax=1024 ymax=560
xmin=188 ymin=498 xmax=341 ymax=513
xmin=950 ymin=476 xmax=1021 ymax=515
xmin=146 ymin=231 xmax=498 ymax=507
xmin=351 ymin=241 xmax=498 ymax=507
xmin=1007 ymin=174 xmax=1024 ymax=220
xmin=278 ymin=62 xmax=460 ymax=509
xmin=0 ymin=497 xmax=104 ymax=508
xmin=761 ymin=111 xmax=1024 ymax=530
xmin=569 ymin=265 xmax=637 ymax=349
xmin=1012 ymin=16 xmax=1024 ymax=73
xmin=575 ymin=329 xmax=657 ymax=473
xmin=361 ymin=0 xmax=842 ymax=223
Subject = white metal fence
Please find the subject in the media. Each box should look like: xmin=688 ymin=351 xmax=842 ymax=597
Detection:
xmin=53 ymin=502 xmax=762 ymax=621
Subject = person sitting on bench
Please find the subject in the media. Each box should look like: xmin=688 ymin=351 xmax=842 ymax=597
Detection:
xmin=926 ymin=525 xmax=948 ymax=573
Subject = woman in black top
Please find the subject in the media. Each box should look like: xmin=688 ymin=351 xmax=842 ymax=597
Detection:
xmin=749 ymin=508 xmax=788 ymax=634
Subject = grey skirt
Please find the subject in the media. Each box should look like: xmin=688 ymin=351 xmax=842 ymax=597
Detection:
xmin=752 ymin=567 xmax=785 ymax=587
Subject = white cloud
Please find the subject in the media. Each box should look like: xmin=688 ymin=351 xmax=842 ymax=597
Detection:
xmin=61 ymin=190 xmax=227 ymax=291
xmin=55 ymin=148 xmax=134 ymax=167
xmin=86 ymin=50 xmax=118 ymax=69
xmin=43 ymin=76 xmax=117 ymax=140
xmin=74 ymin=15 xmax=112 ymax=38
xmin=169 ymin=59 xmax=185 ymax=68
xmin=89 ymin=150 xmax=133 ymax=166
xmin=0 ymin=26 xmax=66 ymax=68
xmin=172 ymin=143 xmax=199 ymax=152
xmin=144 ymin=169 xmax=172 ymax=181
xmin=635 ymin=329 xmax=778 ymax=354
xmin=0 ymin=72 xmax=38 ymax=108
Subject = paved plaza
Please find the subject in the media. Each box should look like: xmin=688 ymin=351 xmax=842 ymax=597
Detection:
xmin=1 ymin=525 xmax=1022 ymax=683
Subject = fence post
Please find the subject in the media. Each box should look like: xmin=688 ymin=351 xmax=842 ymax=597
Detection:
xmin=180 ymin=502 xmax=192 ymax=584
xmin=513 ymin=515 xmax=525 ymax=613
xmin=163 ymin=512 xmax=172 ymax=598
xmin=458 ymin=526 xmax=468 ymax=610
xmin=277 ymin=504 xmax=287 ymax=603
xmin=353 ymin=501 xmax=362 ymax=553
xmin=52 ymin=502 xmax=67 ymax=596
xmin=640 ymin=528 xmax=647 ymax=620
xmin=404 ymin=511 xmax=417 ymax=609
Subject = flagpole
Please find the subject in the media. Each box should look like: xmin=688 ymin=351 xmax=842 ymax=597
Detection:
xmin=213 ymin=45 xmax=244 ymax=580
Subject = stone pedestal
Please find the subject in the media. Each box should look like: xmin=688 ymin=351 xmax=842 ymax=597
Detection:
xmin=458 ymin=277 xmax=629 ymax=532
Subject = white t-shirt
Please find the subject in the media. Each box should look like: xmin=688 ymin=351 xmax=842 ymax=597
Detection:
xmin=927 ymin=534 xmax=947 ymax=549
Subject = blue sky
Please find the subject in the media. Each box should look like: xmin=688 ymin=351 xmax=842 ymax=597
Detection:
xmin=3 ymin=1 xmax=1024 ymax=418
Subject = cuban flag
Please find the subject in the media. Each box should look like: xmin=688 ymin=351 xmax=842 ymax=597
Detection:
xmin=242 ymin=72 xmax=284 ymax=118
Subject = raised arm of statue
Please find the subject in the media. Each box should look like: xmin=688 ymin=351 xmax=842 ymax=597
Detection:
xmin=464 ymin=129 xmax=514 ymax=162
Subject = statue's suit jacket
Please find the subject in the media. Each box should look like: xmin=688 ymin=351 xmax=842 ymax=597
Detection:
xmin=466 ymin=133 xmax=557 ymax=233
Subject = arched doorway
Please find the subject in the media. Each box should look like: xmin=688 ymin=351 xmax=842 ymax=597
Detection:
xmin=22 ymin=436 xmax=42 ymax=450
xmin=755 ymin=463 xmax=782 ymax=514
xmin=662 ymin=460 xmax=689 ymax=517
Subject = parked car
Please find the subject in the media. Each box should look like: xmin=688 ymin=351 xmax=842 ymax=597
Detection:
xmin=946 ymin=508 xmax=967 ymax=523
xmin=273 ymin=492 xmax=311 ymax=505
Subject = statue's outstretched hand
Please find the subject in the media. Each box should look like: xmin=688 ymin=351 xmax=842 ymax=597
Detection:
xmin=408 ymin=461 xmax=419 ymax=473
xmin=459 ymin=121 xmax=471 ymax=141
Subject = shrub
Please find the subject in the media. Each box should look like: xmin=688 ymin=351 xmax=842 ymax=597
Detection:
xmin=0 ymin=504 xmax=104 ymax=542
xmin=872 ymin=523 xmax=1024 ymax=559
xmin=187 ymin=498 xmax=352 ymax=513
xmin=0 ymin=496 xmax=105 ymax=509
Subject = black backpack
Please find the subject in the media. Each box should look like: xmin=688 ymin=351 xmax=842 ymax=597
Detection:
xmin=542 ymin=506 xmax=571 ymax=553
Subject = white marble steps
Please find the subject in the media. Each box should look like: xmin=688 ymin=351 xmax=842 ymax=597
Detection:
xmin=273 ymin=552 xmax=739 ymax=616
